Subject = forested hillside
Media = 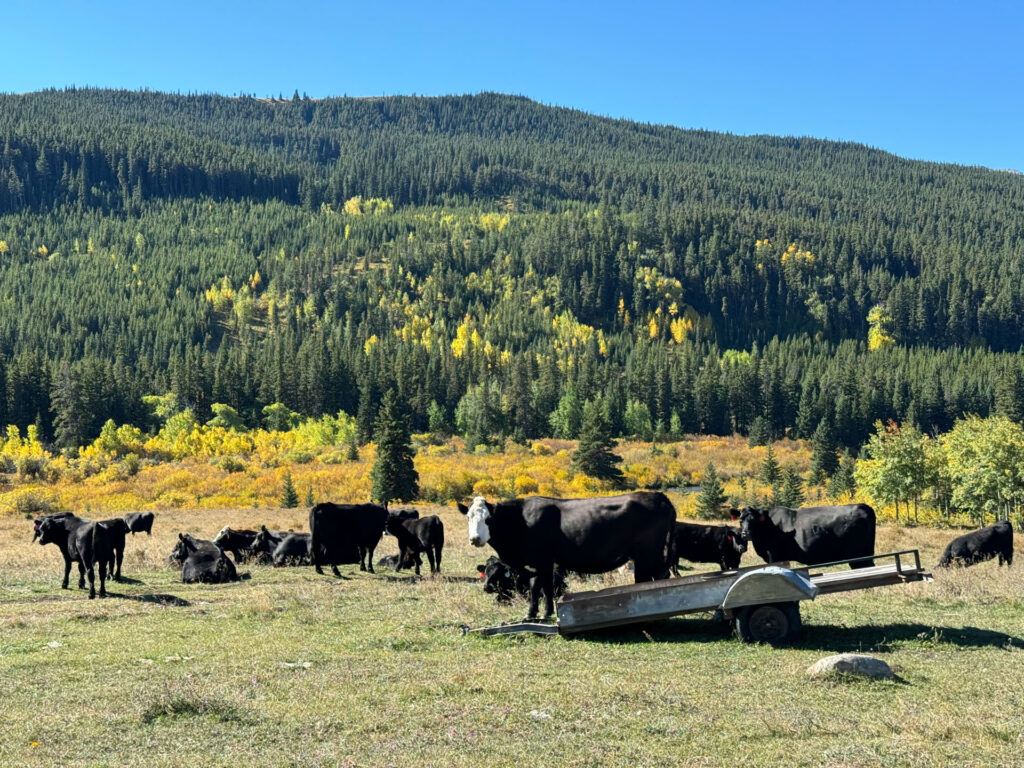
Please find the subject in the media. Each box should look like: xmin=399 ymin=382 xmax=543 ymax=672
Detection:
xmin=1 ymin=88 xmax=1023 ymax=451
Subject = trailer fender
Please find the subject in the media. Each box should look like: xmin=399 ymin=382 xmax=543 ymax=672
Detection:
xmin=721 ymin=566 xmax=818 ymax=610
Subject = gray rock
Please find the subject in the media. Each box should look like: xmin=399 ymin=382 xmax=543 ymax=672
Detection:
xmin=806 ymin=653 xmax=894 ymax=680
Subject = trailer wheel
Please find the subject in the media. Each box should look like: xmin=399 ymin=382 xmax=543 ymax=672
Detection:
xmin=734 ymin=601 xmax=801 ymax=644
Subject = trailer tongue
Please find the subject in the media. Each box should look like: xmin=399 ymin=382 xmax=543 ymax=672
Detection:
xmin=465 ymin=549 xmax=931 ymax=644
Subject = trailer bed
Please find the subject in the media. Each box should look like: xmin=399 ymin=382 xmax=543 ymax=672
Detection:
xmin=465 ymin=550 xmax=930 ymax=640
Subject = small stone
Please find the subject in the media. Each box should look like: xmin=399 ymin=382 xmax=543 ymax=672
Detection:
xmin=807 ymin=653 xmax=894 ymax=680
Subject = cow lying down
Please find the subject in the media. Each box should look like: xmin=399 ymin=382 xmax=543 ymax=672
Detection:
xmin=475 ymin=556 xmax=567 ymax=604
xmin=170 ymin=534 xmax=248 ymax=584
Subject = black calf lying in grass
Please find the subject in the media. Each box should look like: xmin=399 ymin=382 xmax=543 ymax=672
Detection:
xmin=384 ymin=512 xmax=444 ymax=575
xmin=170 ymin=534 xmax=245 ymax=584
xmin=475 ymin=556 xmax=567 ymax=604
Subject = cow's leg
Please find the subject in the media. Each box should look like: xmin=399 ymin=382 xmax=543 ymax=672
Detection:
xmin=426 ymin=548 xmax=436 ymax=575
xmin=331 ymin=561 xmax=342 ymax=577
xmin=358 ymin=546 xmax=367 ymax=572
xmin=525 ymin=573 xmax=542 ymax=621
xmin=61 ymin=557 xmax=72 ymax=593
xmin=77 ymin=561 xmax=86 ymax=589
xmin=537 ymin=565 xmax=556 ymax=621
xmin=434 ymin=544 xmax=442 ymax=573
xmin=86 ymin=562 xmax=96 ymax=599
xmin=365 ymin=545 xmax=376 ymax=574
xmin=413 ymin=552 xmax=422 ymax=576
xmin=311 ymin=531 xmax=324 ymax=575
xmin=115 ymin=547 xmax=123 ymax=580
xmin=98 ymin=560 xmax=107 ymax=598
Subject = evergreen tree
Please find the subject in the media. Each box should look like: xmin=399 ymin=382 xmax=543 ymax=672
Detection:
xmin=758 ymin=444 xmax=781 ymax=487
xmin=994 ymin=367 xmax=1024 ymax=424
xmin=778 ymin=466 xmax=805 ymax=508
xmin=50 ymin=361 xmax=87 ymax=450
xmin=827 ymin=451 xmax=857 ymax=499
xmin=281 ymin=471 xmax=299 ymax=508
xmin=809 ymin=420 xmax=840 ymax=484
xmin=304 ymin=485 xmax=315 ymax=506
xmin=696 ymin=462 xmax=727 ymax=519
xmin=747 ymin=416 xmax=771 ymax=447
xmin=571 ymin=400 xmax=624 ymax=487
xmin=371 ymin=390 xmax=419 ymax=505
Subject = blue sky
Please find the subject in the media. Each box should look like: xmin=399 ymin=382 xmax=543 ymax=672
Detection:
xmin=4 ymin=0 xmax=1021 ymax=170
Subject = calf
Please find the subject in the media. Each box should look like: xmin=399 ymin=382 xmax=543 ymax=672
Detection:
xmin=475 ymin=556 xmax=568 ymax=604
xmin=938 ymin=521 xmax=1013 ymax=568
xmin=272 ymin=532 xmax=312 ymax=566
xmin=309 ymin=502 xmax=388 ymax=576
xmin=213 ymin=526 xmax=259 ymax=562
xmin=99 ymin=518 xmax=130 ymax=581
xmin=124 ymin=511 xmax=155 ymax=536
xmin=171 ymin=534 xmax=241 ymax=584
xmin=250 ymin=526 xmax=291 ymax=562
xmin=385 ymin=513 xmax=444 ymax=575
xmin=377 ymin=553 xmax=417 ymax=570
xmin=669 ymin=522 xmax=747 ymax=575
xmin=36 ymin=514 xmax=116 ymax=598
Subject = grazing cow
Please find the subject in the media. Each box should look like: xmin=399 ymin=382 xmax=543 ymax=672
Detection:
xmin=124 ymin=511 xmax=155 ymax=536
xmin=938 ymin=521 xmax=1014 ymax=568
xmin=99 ymin=518 xmax=130 ymax=581
xmin=669 ymin=522 xmax=747 ymax=575
xmin=213 ymin=526 xmax=259 ymax=562
xmin=459 ymin=491 xmax=675 ymax=620
xmin=734 ymin=504 xmax=876 ymax=569
xmin=272 ymin=532 xmax=312 ymax=566
xmin=171 ymin=534 xmax=241 ymax=584
xmin=309 ymin=502 xmax=388 ymax=576
xmin=36 ymin=514 xmax=116 ymax=598
xmin=385 ymin=513 xmax=444 ymax=575
xmin=475 ymin=556 xmax=567 ymax=603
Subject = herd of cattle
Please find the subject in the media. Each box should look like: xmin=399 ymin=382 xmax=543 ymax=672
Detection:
xmin=29 ymin=492 xmax=1015 ymax=617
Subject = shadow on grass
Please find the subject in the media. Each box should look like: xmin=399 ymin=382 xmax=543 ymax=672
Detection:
xmin=568 ymin=617 xmax=1024 ymax=651
xmin=111 ymin=592 xmax=191 ymax=607
xmin=112 ymin=576 xmax=144 ymax=585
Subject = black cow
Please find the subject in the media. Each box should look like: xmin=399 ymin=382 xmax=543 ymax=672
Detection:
xmin=34 ymin=513 xmax=86 ymax=590
xmin=250 ymin=526 xmax=292 ymax=562
xmin=475 ymin=556 xmax=568 ymax=603
xmin=99 ymin=518 xmax=129 ymax=581
xmin=272 ymin=532 xmax=312 ymax=566
xmin=938 ymin=521 xmax=1014 ymax=568
xmin=734 ymin=504 xmax=876 ymax=569
xmin=385 ymin=513 xmax=444 ymax=575
xmin=36 ymin=514 xmax=116 ymax=598
xmin=377 ymin=553 xmax=417 ymax=569
xmin=213 ymin=526 xmax=259 ymax=562
xmin=124 ymin=511 xmax=154 ymax=536
xmin=459 ymin=491 xmax=675 ymax=620
xmin=309 ymin=502 xmax=388 ymax=576
xmin=171 ymin=534 xmax=241 ymax=584
xmin=669 ymin=522 xmax=747 ymax=575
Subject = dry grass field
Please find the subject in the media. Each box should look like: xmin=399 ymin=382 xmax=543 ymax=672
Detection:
xmin=2 ymin=504 xmax=1023 ymax=767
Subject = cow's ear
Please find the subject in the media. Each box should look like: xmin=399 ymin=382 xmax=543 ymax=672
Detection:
xmin=758 ymin=513 xmax=765 ymax=522
xmin=178 ymin=533 xmax=185 ymax=541
xmin=476 ymin=564 xmax=486 ymax=574
xmin=457 ymin=503 xmax=469 ymax=516
xmin=729 ymin=509 xmax=740 ymax=520
xmin=504 ymin=569 xmax=511 ymax=578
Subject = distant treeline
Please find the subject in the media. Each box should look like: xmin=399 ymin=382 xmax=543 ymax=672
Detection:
xmin=0 ymin=90 xmax=1022 ymax=452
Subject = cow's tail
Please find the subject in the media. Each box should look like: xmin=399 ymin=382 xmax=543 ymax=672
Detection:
xmin=651 ymin=492 xmax=678 ymax=580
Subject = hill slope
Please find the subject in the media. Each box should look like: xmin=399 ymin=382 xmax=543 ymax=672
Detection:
xmin=0 ymin=89 xmax=1022 ymax=448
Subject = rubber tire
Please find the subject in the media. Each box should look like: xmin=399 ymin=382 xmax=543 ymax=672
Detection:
xmin=733 ymin=601 xmax=801 ymax=644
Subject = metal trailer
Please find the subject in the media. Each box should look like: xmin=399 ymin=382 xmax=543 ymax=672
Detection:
xmin=464 ymin=549 xmax=931 ymax=644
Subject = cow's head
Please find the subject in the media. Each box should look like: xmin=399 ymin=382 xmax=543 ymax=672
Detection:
xmin=476 ymin=557 xmax=518 ymax=602
xmin=213 ymin=526 xmax=232 ymax=547
xmin=737 ymin=507 xmax=768 ymax=543
xmin=32 ymin=517 xmax=43 ymax=541
xmin=35 ymin=517 xmax=62 ymax=546
xmin=726 ymin=526 xmax=748 ymax=554
xmin=252 ymin=525 xmax=272 ymax=552
xmin=385 ymin=509 xmax=419 ymax=536
xmin=459 ymin=496 xmax=493 ymax=546
xmin=170 ymin=533 xmax=193 ymax=563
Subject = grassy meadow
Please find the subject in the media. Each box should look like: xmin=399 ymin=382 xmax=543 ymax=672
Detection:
xmin=2 ymin=503 xmax=1024 ymax=767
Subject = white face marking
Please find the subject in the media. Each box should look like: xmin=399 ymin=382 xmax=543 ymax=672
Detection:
xmin=214 ymin=526 xmax=230 ymax=543
xmin=466 ymin=496 xmax=491 ymax=546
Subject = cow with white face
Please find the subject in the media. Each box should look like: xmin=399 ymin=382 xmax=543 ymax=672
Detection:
xmin=458 ymin=492 xmax=675 ymax=620
xmin=463 ymin=496 xmax=492 ymax=547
